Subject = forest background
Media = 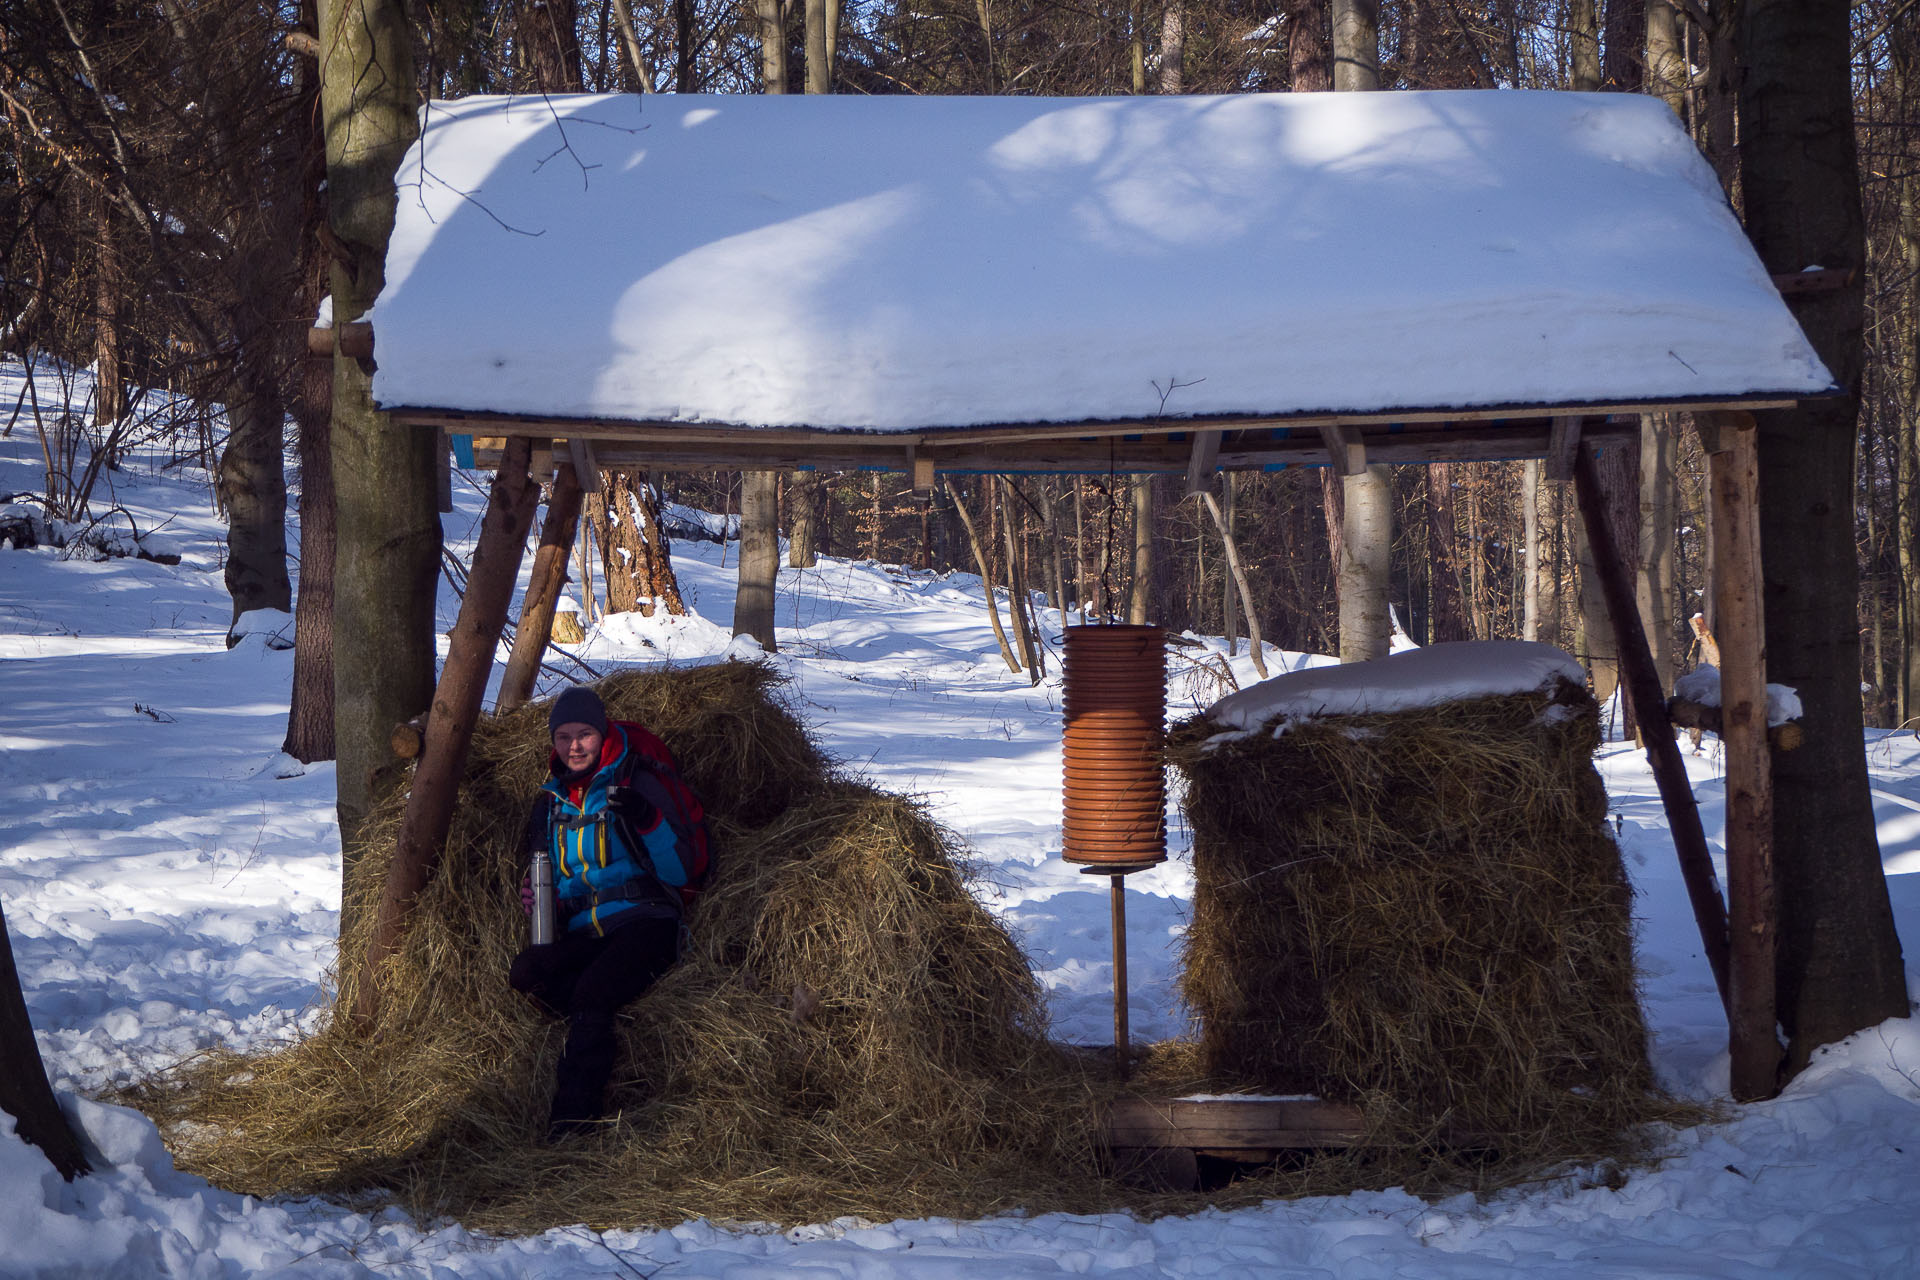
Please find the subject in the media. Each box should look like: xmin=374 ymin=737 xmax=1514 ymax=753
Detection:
xmin=10 ymin=0 xmax=1920 ymax=721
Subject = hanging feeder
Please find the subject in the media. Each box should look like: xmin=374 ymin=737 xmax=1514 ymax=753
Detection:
xmin=1061 ymin=623 xmax=1166 ymax=1078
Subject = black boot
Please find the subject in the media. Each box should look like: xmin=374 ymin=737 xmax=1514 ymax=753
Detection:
xmin=547 ymin=1010 xmax=617 ymax=1140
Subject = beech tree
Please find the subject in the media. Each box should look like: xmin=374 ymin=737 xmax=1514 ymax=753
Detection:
xmin=1737 ymin=0 xmax=1909 ymax=1068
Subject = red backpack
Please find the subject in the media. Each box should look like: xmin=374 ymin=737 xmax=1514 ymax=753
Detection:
xmin=614 ymin=721 xmax=714 ymax=908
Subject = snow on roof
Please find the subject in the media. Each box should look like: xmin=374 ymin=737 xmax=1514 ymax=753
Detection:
xmin=1205 ymin=640 xmax=1586 ymax=732
xmin=370 ymin=91 xmax=1832 ymax=432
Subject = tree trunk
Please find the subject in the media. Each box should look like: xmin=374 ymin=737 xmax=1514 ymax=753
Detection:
xmin=1569 ymin=0 xmax=1600 ymax=92
xmin=1339 ymin=465 xmax=1392 ymax=661
xmin=218 ymin=365 xmax=292 ymax=633
xmin=353 ymin=437 xmax=540 ymax=1026
xmin=1522 ymin=459 xmax=1543 ymax=640
xmin=498 ymin=460 xmax=584 ymax=712
xmin=1202 ymin=487 xmax=1268 ymax=677
xmin=1604 ymin=0 xmax=1644 ymax=91
xmin=1288 ymin=0 xmax=1331 ymax=92
xmin=1645 ymin=0 xmax=1685 ymax=113
xmin=805 ymin=0 xmax=828 ymax=92
xmin=1000 ymin=477 xmax=1040 ymax=680
xmin=734 ymin=470 xmax=780 ymax=649
xmin=788 ymin=471 xmax=821 ymax=567
xmin=283 ymin=348 xmax=336 ymax=762
xmin=1737 ymin=0 xmax=1909 ymax=1071
xmin=949 ymin=481 xmax=1021 ymax=672
xmin=756 ymin=0 xmax=788 ymax=92
xmin=1158 ymin=1 xmax=1184 ymax=94
xmin=1330 ymin=0 xmax=1378 ymax=91
xmin=1128 ymin=474 xmax=1154 ymax=625
xmin=0 ymin=901 xmax=90 ymax=1181
xmin=1427 ymin=462 xmax=1468 ymax=642
xmin=320 ymin=0 xmax=442 ymax=871
xmin=1577 ymin=441 xmax=1638 ymax=732
xmin=283 ymin=14 xmax=334 ymax=765
xmin=1638 ymin=416 xmax=1678 ymax=687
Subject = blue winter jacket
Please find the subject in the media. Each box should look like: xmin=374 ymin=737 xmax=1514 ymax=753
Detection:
xmin=536 ymin=724 xmax=693 ymax=936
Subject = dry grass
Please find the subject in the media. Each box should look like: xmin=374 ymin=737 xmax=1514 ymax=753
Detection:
xmin=122 ymin=663 xmax=1697 ymax=1228
xmin=126 ymin=664 xmax=1107 ymax=1230
xmin=1165 ymin=677 xmax=1695 ymax=1190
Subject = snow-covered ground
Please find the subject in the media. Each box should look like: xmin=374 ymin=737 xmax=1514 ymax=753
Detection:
xmin=4 ymin=362 xmax=1920 ymax=1276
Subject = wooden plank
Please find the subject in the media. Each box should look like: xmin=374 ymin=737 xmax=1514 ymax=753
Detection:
xmin=1697 ymin=409 xmax=1783 ymax=1102
xmin=471 ymin=419 xmax=1646 ymax=476
xmin=391 ymin=393 xmax=1803 ymax=452
xmin=1103 ymin=1096 xmax=1367 ymax=1150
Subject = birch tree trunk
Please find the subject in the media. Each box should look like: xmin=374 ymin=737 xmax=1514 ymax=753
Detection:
xmin=1128 ymin=474 xmax=1154 ymax=625
xmin=1202 ymin=487 xmax=1267 ymax=677
xmin=1158 ymin=1 xmax=1184 ymax=93
xmin=1339 ymin=465 xmax=1392 ymax=662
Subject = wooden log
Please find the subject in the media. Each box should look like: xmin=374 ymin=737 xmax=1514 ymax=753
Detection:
xmin=1697 ymin=410 xmax=1784 ymax=1102
xmin=1666 ymin=697 xmax=1804 ymax=753
xmin=389 ymin=714 xmax=428 ymax=760
xmin=352 ymin=436 xmax=541 ymax=1028
xmin=1184 ymin=429 xmax=1222 ymax=494
xmin=1572 ymin=440 xmax=1734 ymax=1016
xmin=497 ymin=458 xmax=585 ymax=712
xmin=306 ymin=321 xmax=372 ymax=359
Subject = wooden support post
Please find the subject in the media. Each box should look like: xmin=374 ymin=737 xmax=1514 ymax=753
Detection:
xmin=1110 ymin=870 xmax=1130 ymax=1080
xmin=497 ymin=455 xmax=586 ymax=712
xmin=352 ymin=435 xmax=541 ymax=1027
xmin=1184 ymin=430 xmax=1222 ymax=495
xmin=1696 ymin=410 xmax=1783 ymax=1101
xmin=1547 ymin=414 xmax=1582 ymax=484
xmin=1571 ymin=439 xmax=1733 ymax=1016
xmin=1317 ymin=424 xmax=1367 ymax=476
xmin=911 ymin=452 xmax=934 ymax=498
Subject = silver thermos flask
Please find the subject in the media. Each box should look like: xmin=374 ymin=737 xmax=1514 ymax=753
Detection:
xmin=529 ymin=847 xmax=556 ymax=946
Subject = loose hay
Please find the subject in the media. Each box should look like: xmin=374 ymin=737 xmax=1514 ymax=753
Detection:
xmin=129 ymin=664 xmax=1102 ymax=1230
xmin=1165 ymin=676 xmax=1688 ymax=1187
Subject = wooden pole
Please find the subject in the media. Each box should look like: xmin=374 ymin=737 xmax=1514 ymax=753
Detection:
xmin=1697 ymin=410 xmax=1783 ymax=1101
xmin=1110 ymin=871 xmax=1130 ymax=1080
xmin=1571 ymin=438 xmax=1733 ymax=1014
xmin=497 ymin=457 xmax=584 ymax=712
xmin=352 ymin=436 xmax=540 ymax=1027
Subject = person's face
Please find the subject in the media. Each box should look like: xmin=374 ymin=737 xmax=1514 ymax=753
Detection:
xmin=553 ymin=723 xmax=604 ymax=773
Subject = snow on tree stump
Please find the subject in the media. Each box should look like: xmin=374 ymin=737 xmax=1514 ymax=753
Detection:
xmin=551 ymin=599 xmax=586 ymax=644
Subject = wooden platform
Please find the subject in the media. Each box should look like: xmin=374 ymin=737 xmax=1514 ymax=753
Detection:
xmin=1102 ymin=1096 xmax=1367 ymax=1190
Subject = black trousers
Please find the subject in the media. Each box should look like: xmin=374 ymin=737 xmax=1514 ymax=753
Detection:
xmin=508 ymin=912 xmax=681 ymax=1125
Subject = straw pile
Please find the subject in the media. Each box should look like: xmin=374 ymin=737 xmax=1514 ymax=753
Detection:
xmin=1166 ymin=675 xmax=1673 ymax=1178
xmin=130 ymin=664 xmax=1099 ymax=1230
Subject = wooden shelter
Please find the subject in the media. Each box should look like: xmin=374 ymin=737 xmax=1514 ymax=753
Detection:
xmin=342 ymin=88 xmax=1835 ymax=1108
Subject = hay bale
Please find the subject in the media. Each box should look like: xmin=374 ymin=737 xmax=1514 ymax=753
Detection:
xmin=1166 ymin=672 xmax=1667 ymax=1172
xmin=131 ymin=663 xmax=1099 ymax=1229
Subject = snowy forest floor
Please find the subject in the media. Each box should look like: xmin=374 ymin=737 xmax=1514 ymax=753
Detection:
xmin=4 ymin=363 xmax=1920 ymax=1277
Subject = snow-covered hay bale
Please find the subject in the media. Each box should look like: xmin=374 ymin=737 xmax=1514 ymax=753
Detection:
xmin=134 ymin=663 xmax=1094 ymax=1229
xmin=1166 ymin=643 xmax=1665 ymax=1171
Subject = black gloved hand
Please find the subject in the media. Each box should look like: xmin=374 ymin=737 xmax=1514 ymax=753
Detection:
xmin=606 ymin=784 xmax=657 ymax=828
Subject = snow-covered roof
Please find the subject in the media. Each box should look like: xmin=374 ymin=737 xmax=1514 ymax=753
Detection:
xmin=370 ymin=90 xmax=1831 ymax=434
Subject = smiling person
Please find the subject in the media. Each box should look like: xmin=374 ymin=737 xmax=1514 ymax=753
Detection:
xmin=509 ymin=686 xmax=712 ymax=1141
